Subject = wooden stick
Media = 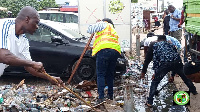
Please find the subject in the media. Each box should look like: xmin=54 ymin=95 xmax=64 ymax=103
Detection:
xmin=67 ymin=33 xmax=94 ymax=84
xmin=43 ymin=72 xmax=97 ymax=111
xmin=183 ymin=27 xmax=188 ymax=57
xmin=11 ymin=79 xmax=25 ymax=90
xmin=16 ymin=79 xmax=25 ymax=89
xmin=62 ymin=86 xmax=97 ymax=111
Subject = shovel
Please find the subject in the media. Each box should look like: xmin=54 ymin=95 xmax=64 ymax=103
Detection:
xmin=155 ymin=82 xmax=170 ymax=96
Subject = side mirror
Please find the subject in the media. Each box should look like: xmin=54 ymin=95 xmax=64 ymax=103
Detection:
xmin=51 ymin=36 xmax=69 ymax=45
xmin=51 ymin=36 xmax=63 ymax=43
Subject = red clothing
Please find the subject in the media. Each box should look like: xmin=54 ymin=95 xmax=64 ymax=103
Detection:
xmin=179 ymin=10 xmax=184 ymax=26
xmin=153 ymin=16 xmax=158 ymax=22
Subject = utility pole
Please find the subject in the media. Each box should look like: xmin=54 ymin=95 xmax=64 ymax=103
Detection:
xmin=136 ymin=25 xmax=140 ymax=60
xmin=162 ymin=0 xmax=164 ymax=12
xmin=157 ymin=0 xmax=165 ymax=13
xmin=157 ymin=0 xmax=158 ymax=13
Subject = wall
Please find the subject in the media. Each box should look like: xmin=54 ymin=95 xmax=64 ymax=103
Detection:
xmin=78 ymin=0 xmax=132 ymax=51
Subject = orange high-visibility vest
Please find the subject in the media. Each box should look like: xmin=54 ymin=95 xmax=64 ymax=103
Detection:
xmin=92 ymin=23 xmax=121 ymax=56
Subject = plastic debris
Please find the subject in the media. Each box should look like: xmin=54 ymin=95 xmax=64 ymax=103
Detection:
xmin=0 ymin=59 xmax=154 ymax=112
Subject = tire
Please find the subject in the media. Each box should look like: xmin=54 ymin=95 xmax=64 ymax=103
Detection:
xmin=72 ymin=58 xmax=96 ymax=84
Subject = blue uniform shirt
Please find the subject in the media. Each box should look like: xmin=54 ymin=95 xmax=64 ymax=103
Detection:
xmin=169 ymin=9 xmax=182 ymax=31
xmin=87 ymin=21 xmax=107 ymax=34
xmin=166 ymin=35 xmax=182 ymax=50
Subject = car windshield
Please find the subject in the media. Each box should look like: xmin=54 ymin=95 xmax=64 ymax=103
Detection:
xmin=26 ymin=23 xmax=84 ymax=43
xmin=61 ymin=28 xmax=82 ymax=39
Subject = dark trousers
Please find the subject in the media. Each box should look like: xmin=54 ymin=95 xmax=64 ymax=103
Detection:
xmin=96 ymin=49 xmax=120 ymax=99
xmin=147 ymin=60 xmax=196 ymax=105
xmin=164 ymin=30 xmax=168 ymax=35
xmin=164 ymin=28 xmax=169 ymax=35
xmin=170 ymin=29 xmax=182 ymax=44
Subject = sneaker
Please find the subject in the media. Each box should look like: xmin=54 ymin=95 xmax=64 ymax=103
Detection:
xmin=93 ymin=98 xmax=106 ymax=108
xmin=192 ymin=91 xmax=198 ymax=95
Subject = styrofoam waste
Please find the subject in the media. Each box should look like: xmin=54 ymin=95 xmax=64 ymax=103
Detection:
xmin=74 ymin=105 xmax=91 ymax=112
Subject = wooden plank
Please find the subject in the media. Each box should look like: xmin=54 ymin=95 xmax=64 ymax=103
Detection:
xmin=187 ymin=13 xmax=200 ymax=17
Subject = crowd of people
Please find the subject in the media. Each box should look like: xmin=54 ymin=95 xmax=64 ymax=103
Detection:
xmin=0 ymin=4 xmax=197 ymax=108
xmin=141 ymin=5 xmax=198 ymax=107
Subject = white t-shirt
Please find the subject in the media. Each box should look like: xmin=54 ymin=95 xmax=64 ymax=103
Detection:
xmin=0 ymin=19 xmax=31 ymax=76
xmin=144 ymin=36 xmax=158 ymax=47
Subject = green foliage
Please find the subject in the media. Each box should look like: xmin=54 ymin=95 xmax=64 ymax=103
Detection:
xmin=0 ymin=0 xmax=58 ymax=18
xmin=109 ymin=0 xmax=125 ymax=14
xmin=0 ymin=10 xmax=7 ymax=18
xmin=38 ymin=0 xmax=58 ymax=10
xmin=131 ymin=0 xmax=138 ymax=3
xmin=129 ymin=56 xmax=134 ymax=59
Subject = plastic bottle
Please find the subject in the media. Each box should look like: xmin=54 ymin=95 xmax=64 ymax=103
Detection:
xmin=0 ymin=94 xmax=3 ymax=104
xmin=65 ymin=99 xmax=71 ymax=107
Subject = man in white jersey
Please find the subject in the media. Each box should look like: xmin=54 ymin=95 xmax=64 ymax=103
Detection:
xmin=144 ymin=36 xmax=158 ymax=57
xmin=0 ymin=6 xmax=64 ymax=86
xmin=143 ymin=35 xmax=182 ymax=58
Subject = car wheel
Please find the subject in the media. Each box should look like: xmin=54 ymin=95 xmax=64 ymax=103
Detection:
xmin=72 ymin=58 xmax=96 ymax=84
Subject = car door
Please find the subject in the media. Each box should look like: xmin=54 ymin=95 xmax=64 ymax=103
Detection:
xmin=26 ymin=25 xmax=80 ymax=75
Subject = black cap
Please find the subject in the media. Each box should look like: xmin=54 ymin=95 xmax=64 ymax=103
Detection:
xmin=147 ymin=32 xmax=155 ymax=38
xmin=157 ymin=35 xmax=166 ymax=41
xmin=102 ymin=18 xmax=114 ymax=28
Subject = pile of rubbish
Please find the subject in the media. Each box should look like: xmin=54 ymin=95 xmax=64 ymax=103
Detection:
xmin=0 ymin=59 xmax=154 ymax=112
xmin=0 ymin=80 xmax=98 ymax=112
xmin=0 ymin=80 xmax=125 ymax=111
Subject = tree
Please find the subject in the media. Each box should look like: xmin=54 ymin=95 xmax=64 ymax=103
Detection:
xmin=131 ymin=0 xmax=138 ymax=3
xmin=38 ymin=0 xmax=58 ymax=10
xmin=0 ymin=10 xmax=7 ymax=18
xmin=0 ymin=0 xmax=40 ymax=17
xmin=0 ymin=0 xmax=58 ymax=18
